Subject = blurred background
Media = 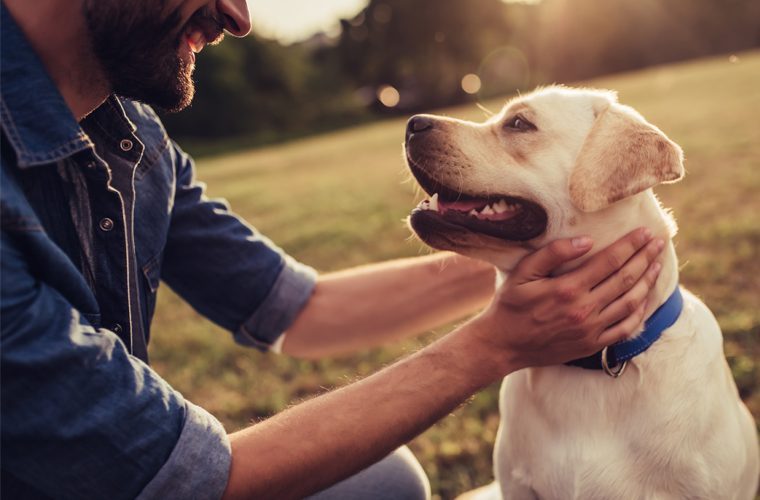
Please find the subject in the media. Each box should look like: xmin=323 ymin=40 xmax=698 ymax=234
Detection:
xmin=151 ymin=1 xmax=760 ymax=498
xmin=162 ymin=0 xmax=760 ymax=155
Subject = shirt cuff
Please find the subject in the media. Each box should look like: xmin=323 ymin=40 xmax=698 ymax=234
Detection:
xmin=137 ymin=402 xmax=231 ymax=500
xmin=235 ymin=255 xmax=317 ymax=351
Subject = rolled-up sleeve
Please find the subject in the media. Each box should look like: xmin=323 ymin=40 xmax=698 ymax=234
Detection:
xmin=137 ymin=402 xmax=230 ymax=499
xmin=161 ymin=142 xmax=317 ymax=351
xmin=1 ymin=234 xmax=231 ymax=500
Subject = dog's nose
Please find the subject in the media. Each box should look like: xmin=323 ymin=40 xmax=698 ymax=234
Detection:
xmin=406 ymin=115 xmax=434 ymax=141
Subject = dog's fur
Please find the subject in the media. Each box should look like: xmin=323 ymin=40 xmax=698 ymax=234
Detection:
xmin=404 ymin=86 xmax=759 ymax=499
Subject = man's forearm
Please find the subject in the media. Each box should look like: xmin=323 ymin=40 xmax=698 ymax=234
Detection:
xmin=223 ymin=322 xmax=507 ymax=500
xmin=224 ymin=230 xmax=664 ymax=499
xmin=282 ymin=253 xmax=495 ymax=358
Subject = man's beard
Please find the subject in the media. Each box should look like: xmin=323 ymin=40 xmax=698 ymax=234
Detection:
xmin=83 ymin=1 xmax=212 ymax=113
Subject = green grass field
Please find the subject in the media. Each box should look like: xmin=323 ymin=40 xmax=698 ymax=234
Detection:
xmin=151 ymin=51 xmax=760 ymax=498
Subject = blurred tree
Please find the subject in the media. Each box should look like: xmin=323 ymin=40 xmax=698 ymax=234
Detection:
xmin=161 ymin=0 xmax=759 ymax=147
xmin=161 ymin=34 xmax=366 ymax=144
xmin=527 ymin=0 xmax=760 ymax=81
xmin=334 ymin=0 xmax=515 ymax=110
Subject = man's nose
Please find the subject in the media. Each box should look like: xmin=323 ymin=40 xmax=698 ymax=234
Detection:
xmin=217 ymin=0 xmax=252 ymax=37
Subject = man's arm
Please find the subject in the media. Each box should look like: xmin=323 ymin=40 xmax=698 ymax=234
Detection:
xmin=160 ymin=142 xmax=487 ymax=357
xmin=0 ymin=232 xmax=230 ymax=500
xmin=223 ymin=229 xmax=664 ymax=499
xmin=281 ymin=252 xmax=495 ymax=358
xmin=159 ymin=141 xmax=318 ymax=351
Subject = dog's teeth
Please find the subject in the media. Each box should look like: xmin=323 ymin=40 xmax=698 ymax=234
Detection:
xmin=481 ymin=205 xmax=494 ymax=215
xmin=469 ymin=209 xmax=478 ymax=216
xmin=429 ymin=193 xmax=439 ymax=211
xmin=493 ymin=200 xmax=508 ymax=213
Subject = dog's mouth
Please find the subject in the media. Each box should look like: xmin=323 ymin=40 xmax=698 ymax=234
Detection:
xmin=408 ymin=164 xmax=548 ymax=242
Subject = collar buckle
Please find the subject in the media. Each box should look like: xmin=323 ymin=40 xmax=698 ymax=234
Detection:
xmin=601 ymin=346 xmax=628 ymax=378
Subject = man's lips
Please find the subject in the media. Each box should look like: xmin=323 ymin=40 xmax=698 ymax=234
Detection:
xmin=186 ymin=29 xmax=207 ymax=54
xmin=182 ymin=9 xmax=225 ymax=58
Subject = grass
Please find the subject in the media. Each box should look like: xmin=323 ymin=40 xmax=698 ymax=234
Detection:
xmin=149 ymin=50 xmax=760 ymax=498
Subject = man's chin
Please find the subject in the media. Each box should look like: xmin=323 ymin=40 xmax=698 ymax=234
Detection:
xmin=114 ymin=68 xmax=194 ymax=113
xmin=157 ymin=61 xmax=195 ymax=112
xmin=158 ymin=83 xmax=195 ymax=113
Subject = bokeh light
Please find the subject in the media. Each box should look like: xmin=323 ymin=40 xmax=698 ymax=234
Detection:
xmin=461 ymin=74 xmax=482 ymax=94
xmin=377 ymin=85 xmax=400 ymax=107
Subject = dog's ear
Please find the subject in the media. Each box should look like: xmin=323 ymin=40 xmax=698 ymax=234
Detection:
xmin=569 ymin=103 xmax=684 ymax=212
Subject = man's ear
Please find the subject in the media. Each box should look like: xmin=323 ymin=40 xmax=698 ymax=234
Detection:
xmin=569 ymin=104 xmax=685 ymax=212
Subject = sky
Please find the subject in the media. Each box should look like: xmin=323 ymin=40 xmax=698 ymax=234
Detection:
xmin=249 ymin=0 xmax=369 ymax=43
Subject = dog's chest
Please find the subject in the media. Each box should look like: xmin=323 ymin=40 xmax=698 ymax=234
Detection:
xmin=492 ymin=297 xmax=740 ymax=499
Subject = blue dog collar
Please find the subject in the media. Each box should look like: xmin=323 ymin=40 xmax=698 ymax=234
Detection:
xmin=566 ymin=286 xmax=684 ymax=376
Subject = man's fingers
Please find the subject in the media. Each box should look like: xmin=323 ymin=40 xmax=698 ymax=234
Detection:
xmin=591 ymin=238 xmax=664 ymax=305
xmin=597 ymin=300 xmax=648 ymax=347
xmin=570 ymin=228 xmax=656 ymax=289
xmin=596 ymin=262 xmax=660 ymax=326
xmin=512 ymin=236 xmax=593 ymax=285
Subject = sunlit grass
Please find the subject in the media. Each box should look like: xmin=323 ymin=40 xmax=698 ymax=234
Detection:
xmin=150 ymin=50 xmax=760 ymax=498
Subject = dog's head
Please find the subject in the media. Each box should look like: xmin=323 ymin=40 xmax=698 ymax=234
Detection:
xmin=404 ymin=86 xmax=684 ymax=270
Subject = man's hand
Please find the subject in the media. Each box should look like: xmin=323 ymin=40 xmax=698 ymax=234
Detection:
xmin=469 ymin=228 xmax=664 ymax=371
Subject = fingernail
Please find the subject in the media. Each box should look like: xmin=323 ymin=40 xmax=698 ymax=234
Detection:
xmin=656 ymin=238 xmax=665 ymax=251
xmin=651 ymin=262 xmax=662 ymax=274
xmin=572 ymin=236 xmax=592 ymax=249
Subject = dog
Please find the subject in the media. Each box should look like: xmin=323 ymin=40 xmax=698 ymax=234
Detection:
xmin=403 ymin=86 xmax=759 ymax=499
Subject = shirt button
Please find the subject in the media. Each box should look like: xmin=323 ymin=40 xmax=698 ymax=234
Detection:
xmin=85 ymin=160 xmax=97 ymax=169
xmin=99 ymin=218 xmax=115 ymax=232
xmin=112 ymin=324 xmax=123 ymax=334
xmin=120 ymin=139 xmax=134 ymax=152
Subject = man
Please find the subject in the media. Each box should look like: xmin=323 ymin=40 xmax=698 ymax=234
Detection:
xmin=0 ymin=1 xmax=664 ymax=498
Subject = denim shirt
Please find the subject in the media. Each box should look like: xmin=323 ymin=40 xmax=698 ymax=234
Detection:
xmin=0 ymin=6 xmax=317 ymax=499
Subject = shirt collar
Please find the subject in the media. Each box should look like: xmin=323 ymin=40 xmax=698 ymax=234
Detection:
xmin=1 ymin=3 xmax=93 ymax=168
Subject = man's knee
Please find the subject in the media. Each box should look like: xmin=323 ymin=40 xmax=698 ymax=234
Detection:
xmin=380 ymin=447 xmax=430 ymax=500
xmin=309 ymin=446 xmax=431 ymax=500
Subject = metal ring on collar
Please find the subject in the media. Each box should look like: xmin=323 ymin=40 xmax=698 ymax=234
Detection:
xmin=601 ymin=346 xmax=628 ymax=378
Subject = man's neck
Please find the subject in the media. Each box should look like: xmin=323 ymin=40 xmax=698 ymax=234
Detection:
xmin=4 ymin=0 xmax=110 ymax=120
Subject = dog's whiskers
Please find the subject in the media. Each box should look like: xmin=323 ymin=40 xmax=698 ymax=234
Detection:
xmin=476 ymin=102 xmax=494 ymax=118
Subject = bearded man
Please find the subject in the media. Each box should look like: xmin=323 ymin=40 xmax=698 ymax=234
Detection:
xmin=0 ymin=1 xmax=664 ymax=498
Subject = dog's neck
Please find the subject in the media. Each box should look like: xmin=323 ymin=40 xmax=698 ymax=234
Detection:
xmin=574 ymin=191 xmax=680 ymax=322
xmin=497 ymin=191 xmax=680 ymax=336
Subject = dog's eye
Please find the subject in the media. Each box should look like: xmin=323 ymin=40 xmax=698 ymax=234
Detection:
xmin=505 ymin=115 xmax=535 ymax=132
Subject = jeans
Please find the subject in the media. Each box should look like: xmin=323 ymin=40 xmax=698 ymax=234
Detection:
xmin=309 ymin=447 xmax=431 ymax=500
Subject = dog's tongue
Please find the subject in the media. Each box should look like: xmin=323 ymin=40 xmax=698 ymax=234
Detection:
xmin=439 ymin=199 xmax=486 ymax=212
xmin=434 ymin=197 xmax=520 ymax=221
xmin=414 ymin=192 xmax=547 ymax=241
xmin=420 ymin=193 xmax=522 ymax=221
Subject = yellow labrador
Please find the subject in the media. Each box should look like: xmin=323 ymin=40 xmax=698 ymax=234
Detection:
xmin=404 ymin=86 xmax=759 ymax=499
